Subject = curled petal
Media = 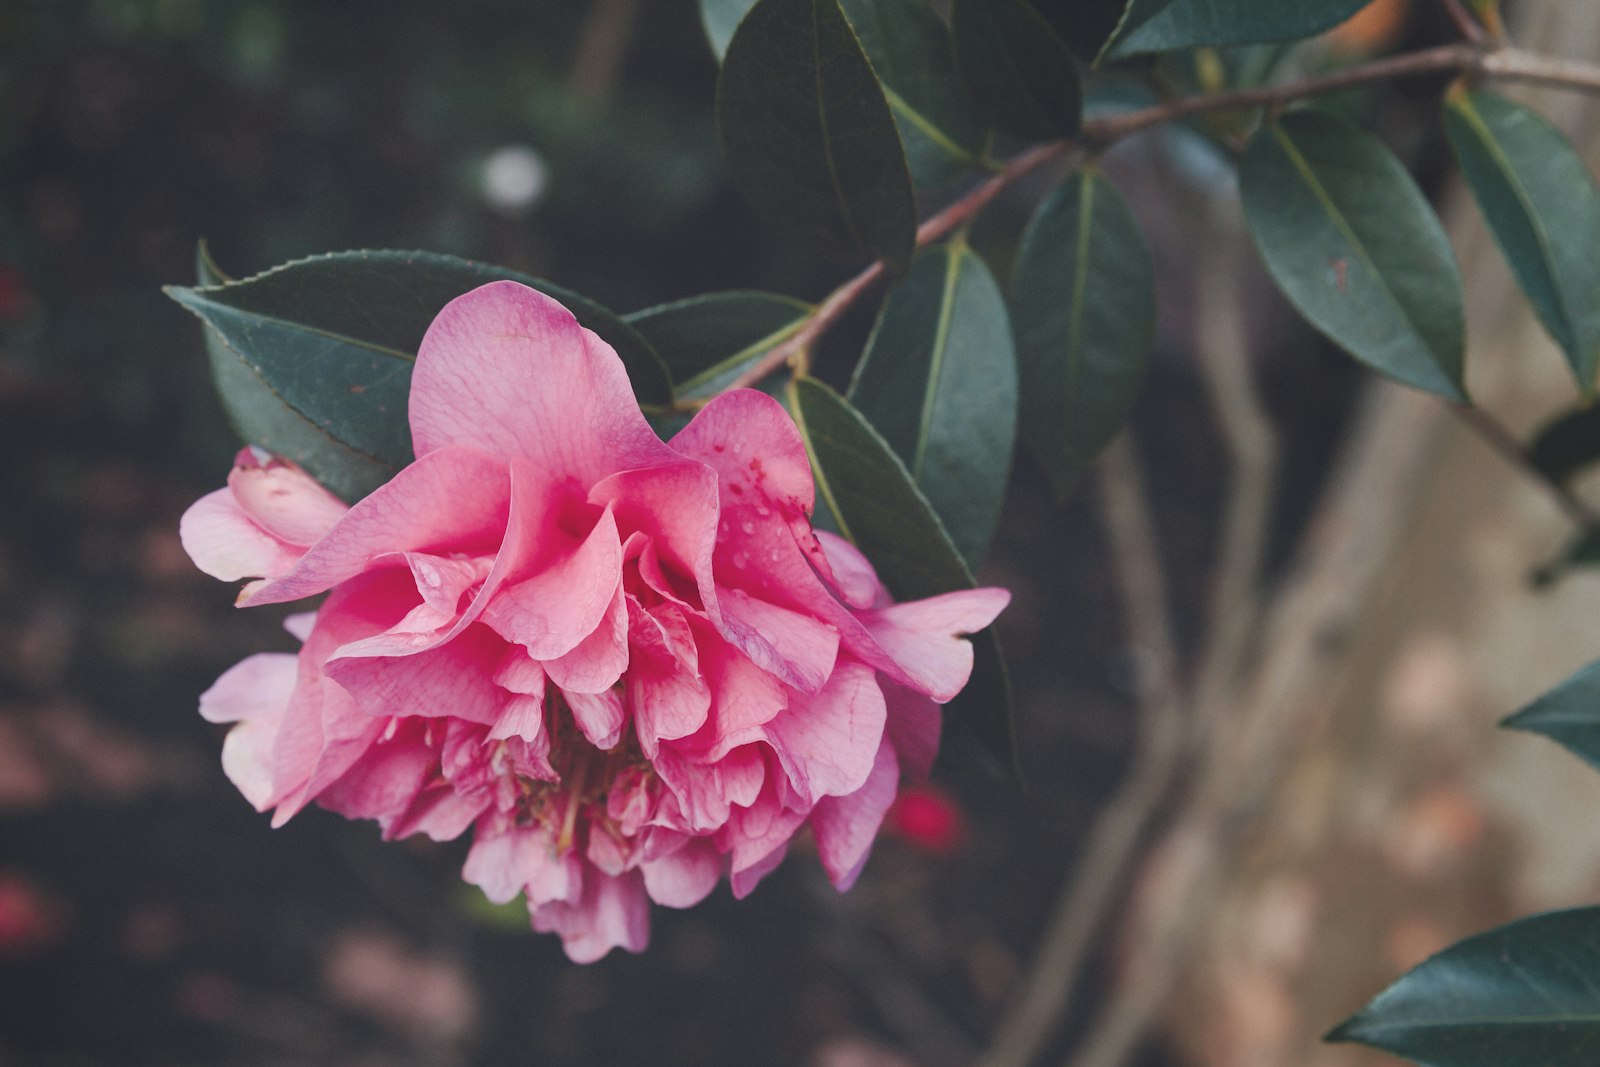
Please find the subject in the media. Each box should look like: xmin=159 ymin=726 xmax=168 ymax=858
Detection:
xmin=859 ymin=587 xmax=1010 ymax=702
xmin=200 ymin=652 xmax=298 ymax=724
xmin=642 ymin=838 xmax=722 ymax=908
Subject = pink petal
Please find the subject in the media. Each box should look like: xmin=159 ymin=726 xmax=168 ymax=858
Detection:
xmin=544 ymin=584 xmax=629 ymax=693
xmin=813 ymin=530 xmax=884 ymax=609
xmin=463 ymin=825 xmax=578 ymax=905
xmin=388 ymin=782 xmax=489 ymax=842
xmin=226 ymin=450 xmax=348 ymax=545
xmin=627 ymin=603 xmax=711 ymax=754
xmin=641 ymin=838 xmax=722 ymax=908
xmin=589 ymin=462 xmax=720 ymax=613
xmin=283 ymin=612 xmax=317 ymax=641
xmin=670 ymin=389 xmax=815 ymax=515
xmin=199 ymin=652 xmax=298 ymax=724
xmin=718 ymin=588 xmax=838 ymax=695
xmin=220 ymin=716 xmax=279 ymax=810
xmin=410 ymin=281 xmax=676 ymax=479
xmin=180 ymin=487 xmax=304 ymax=582
xmin=481 ymin=505 xmax=622 ymax=659
xmin=809 ymin=742 xmax=899 ymax=891
xmin=492 ymin=647 xmax=546 ymax=696
xmin=241 ymin=445 xmax=510 ymax=606
xmin=489 ymin=694 xmax=546 ymax=744
xmin=317 ymin=722 xmax=438 ymax=836
xmin=325 ymin=622 xmax=507 ymax=725
xmin=693 ymin=632 xmax=787 ymax=761
xmin=764 ymin=659 xmax=887 ymax=804
xmin=563 ymin=688 xmax=624 ymax=750
xmin=858 ymin=587 xmax=1010 ymax=702
xmin=532 ymin=868 xmax=650 ymax=963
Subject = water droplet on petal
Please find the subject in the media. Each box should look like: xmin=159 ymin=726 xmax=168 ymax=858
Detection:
xmin=739 ymin=520 xmax=755 ymax=535
xmin=731 ymin=550 xmax=750 ymax=569
xmin=766 ymin=548 xmax=781 ymax=563
xmin=754 ymin=504 xmax=772 ymax=518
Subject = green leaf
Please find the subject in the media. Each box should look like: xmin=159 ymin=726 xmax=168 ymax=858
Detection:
xmin=951 ymin=0 xmax=1081 ymax=142
xmin=1502 ymin=658 xmax=1600 ymax=772
xmin=849 ymin=242 xmax=1016 ymax=567
xmin=168 ymin=249 xmax=669 ymax=502
xmin=786 ymin=375 xmax=1018 ymax=776
xmin=838 ymin=0 xmax=988 ymax=188
xmin=1103 ymin=0 xmax=1370 ymax=60
xmin=1446 ymin=90 xmax=1600 ymax=394
xmin=1327 ymin=907 xmax=1600 ymax=1066
xmin=624 ymin=290 xmax=813 ymax=400
xmin=700 ymin=0 xmax=758 ymax=60
xmin=1241 ymin=110 xmax=1466 ymax=400
xmin=1529 ymin=406 xmax=1600 ymax=487
xmin=1011 ymin=168 xmax=1154 ymax=497
xmin=717 ymin=0 xmax=917 ymax=273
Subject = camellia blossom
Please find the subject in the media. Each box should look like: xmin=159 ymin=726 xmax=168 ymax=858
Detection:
xmin=182 ymin=281 xmax=1009 ymax=961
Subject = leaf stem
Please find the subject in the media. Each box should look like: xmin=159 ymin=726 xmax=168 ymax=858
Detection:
xmin=1450 ymin=403 xmax=1600 ymax=529
xmin=718 ymin=40 xmax=1600 ymax=400
xmin=1441 ymin=0 xmax=1487 ymax=43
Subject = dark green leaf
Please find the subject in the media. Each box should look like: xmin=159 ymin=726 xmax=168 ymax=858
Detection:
xmin=1030 ymin=0 xmax=1129 ymax=63
xmin=625 ymin=290 xmax=813 ymax=400
xmin=1011 ymin=168 xmax=1154 ymax=497
xmin=1529 ymin=406 xmax=1600 ymax=487
xmin=1104 ymin=0 xmax=1370 ymax=59
xmin=838 ymin=0 xmax=988 ymax=187
xmin=1241 ymin=110 xmax=1466 ymax=400
xmin=701 ymin=0 xmax=758 ymax=60
xmin=168 ymin=249 xmax=669 ymax=501
xmin=849 ymin=242 xmax=1016 ymax=567
xmin=1502 ymin=658 xmax=1600 ymax=771
xmin=952 ymin=0 xmax=1081 ymax=142
xmin=717 ymin=0 xmax=917 ymax=273
xmin=1327 ymin=907 xmax=1600 ymax=1066
xmin=786 ymin=375 xmax=1018 ymax=776
xmin=1446 ymin=90 xmax=1600 ymax=393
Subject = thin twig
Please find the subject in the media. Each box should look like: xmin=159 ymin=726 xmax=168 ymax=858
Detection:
xmin=979 ymin=435 xmax=1187 ymax=1067
xmin=706 ymin=42 xmax=1600 ymax=408
xmin=717 ymin=142 xmax=1071 ymax=397
xmin=1189 ymin=223 xmax=1278 ymax=736
xmin=1441 ymin=0 xmax=1487 ymax=43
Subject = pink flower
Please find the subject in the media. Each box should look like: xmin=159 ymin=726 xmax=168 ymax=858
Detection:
xmin=182 ymin=281 xmax=1009 ymax=962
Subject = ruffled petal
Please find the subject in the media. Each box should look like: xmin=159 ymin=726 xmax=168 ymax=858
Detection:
xmin=482 ymin=506 xmax=622 ymax=659
xmin=240 ymin=445 xmax=510 ymax=606
xmin=532 ymin=868 xmax=650 ymax=963
xmin=544 ymin=584 xmax=628 ymax=693
xmin=763 ymin=659 xmax=886 ymax=804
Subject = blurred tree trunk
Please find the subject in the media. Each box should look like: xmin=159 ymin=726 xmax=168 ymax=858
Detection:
xmin=1162 ymin=5 xmax=1600 ymax=1066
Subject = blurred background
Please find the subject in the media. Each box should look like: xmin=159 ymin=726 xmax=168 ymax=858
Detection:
xmin=5 ymin=2 xmax=1600 ymax=1065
